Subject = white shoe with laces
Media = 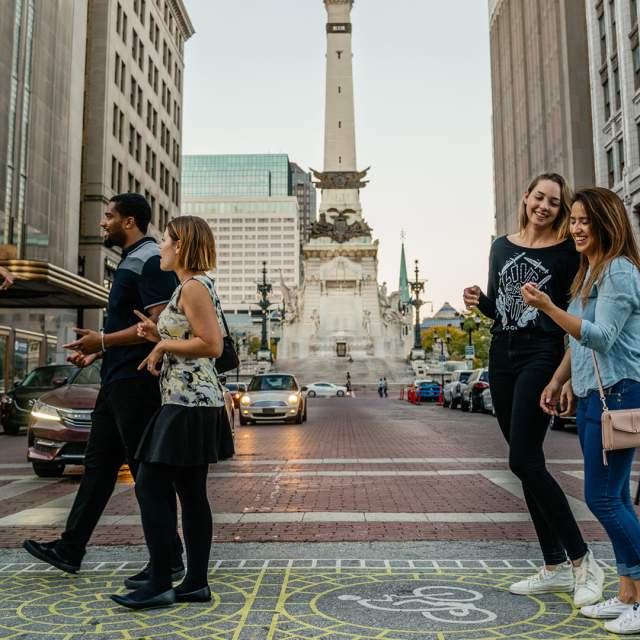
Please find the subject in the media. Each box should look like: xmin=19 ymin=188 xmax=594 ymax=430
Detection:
xmin=509 ymin=561 xmax=574 ymax=595
xmin=573 ymin=550 xmax=604 ymax=607
xmin=604 ymin=603 xmax=640 ymax=634
xmin=581 ymin=597 xmax=634 ymax=619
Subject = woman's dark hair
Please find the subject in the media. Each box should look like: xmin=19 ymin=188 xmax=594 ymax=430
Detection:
xmin=109 ymin=193 xmax=151 ymax=233
xmin=570 ymin=187 xmax=640 ymax=304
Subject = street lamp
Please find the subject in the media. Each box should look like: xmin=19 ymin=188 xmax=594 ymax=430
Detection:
xmin=257 ymin=261 xmax=272 ymax=359
xmin=461 ymin=314 xmax=482 ymax=369
xmin=408 ymin=260 xmax=425 ymax=354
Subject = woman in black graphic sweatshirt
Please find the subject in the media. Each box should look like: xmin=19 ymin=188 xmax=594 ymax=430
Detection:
xmin=463 ymin=173 xmax=603 ymax=608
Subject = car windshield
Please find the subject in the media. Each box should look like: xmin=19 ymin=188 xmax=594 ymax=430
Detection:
xmin=248 ymin=375 xmax=298 ymax=392
xmin=460 ymin=371 xmax=472 ymax=382
xmin=226 ymin=383 xmax=239 ymax=391
xmin=70 ymin=364 xmax=102 ymax=385
xmin=21 ymin=365 xmax=76 ymax=388
xmin=479 ymin=370 xmax=489 ymax=382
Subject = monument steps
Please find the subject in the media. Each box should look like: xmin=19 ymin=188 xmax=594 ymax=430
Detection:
xmin=274 ymin=357 xmax=415 ymax=385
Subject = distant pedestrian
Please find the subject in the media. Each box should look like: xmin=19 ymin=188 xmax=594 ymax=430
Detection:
xmin=463 ymin=173 xmax=603 ymax=607
xmin=345 ymin=371 xmax=352 ymax=395
xmin=377 ymin=378 xmax=384 ymax=398
xmin=524 ymin=188 xmax=640 ymax=633
xmin=111 ymin=216 xmax=234 ymax=610
xmin=383 ymin=377 xmax=388 ymax=398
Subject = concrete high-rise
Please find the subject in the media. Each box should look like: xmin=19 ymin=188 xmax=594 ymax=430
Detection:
xmin=80 ymin=0 xmax=194 ymax=326
xmin=0 ymin=0 xmax=108 ymax=389
xmin=489 ymin=0 xmax=595 ymax=236
xmin=585 ymin=0 xmax=640 ymax=238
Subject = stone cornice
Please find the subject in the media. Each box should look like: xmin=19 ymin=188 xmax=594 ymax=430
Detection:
xmin=169 ymin=0 xmax=195 ymax=39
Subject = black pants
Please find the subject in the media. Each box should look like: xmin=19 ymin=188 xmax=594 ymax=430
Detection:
xmin=135 ymin=463 xmax=212 ymax=592
xmin=489 ymin=332 xmax=588 ymax=565
xmin=57 ymin=378 xmax=182 ymax=563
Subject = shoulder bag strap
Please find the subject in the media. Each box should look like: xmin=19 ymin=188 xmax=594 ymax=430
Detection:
xmin=591 ymin=351 xmax=609 ymax=413
xmin=176 ymin=276 xmax=230 ymax=337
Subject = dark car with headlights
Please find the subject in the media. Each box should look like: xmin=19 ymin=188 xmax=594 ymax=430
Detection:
xmin=1 ymin=364 xmax=78 ymax=435
xmin=27 ymin=364 xmax=101 ymax=477
xmin=225 ymin=382 xmax=248 ymax=409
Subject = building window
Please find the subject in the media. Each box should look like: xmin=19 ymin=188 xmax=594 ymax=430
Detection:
xmin=338 ymin=120 xmax=342 ymax=128
xmin=336 ymin=50 xmax=342 ymax=59
xmin=607 ymin=147 xmax=615 ymax=187
xmin=634 ymin=45 xmax=640 ymax=90
xmin=338 ymin=85 xmax=341 ymax=94
xmin=632 ymin=0 xmax=638 ymax=27
xmin=610 ymin=0 xmax=617 ymax=53
xmin=618 ymin=138 xmax=624 ymax=179
xmin=599 ymin=13 xmax=607 ymax=63
xmin=602 ymin=74 xmax=611 ymax=120
xmin=613 ymin=64 xmax=621 ymax=110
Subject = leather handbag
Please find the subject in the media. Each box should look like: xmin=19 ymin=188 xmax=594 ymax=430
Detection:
xmin=592 ymin=352 xmax=640 ymax=465
xmin=214 ymin=301 xmax=239 ymax=374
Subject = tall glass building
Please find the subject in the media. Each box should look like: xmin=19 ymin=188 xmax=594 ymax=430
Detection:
xmin=181 ymin=154 xmax=308 ymax=325
xmin=182 ymin=155 xmax=292 ymax=199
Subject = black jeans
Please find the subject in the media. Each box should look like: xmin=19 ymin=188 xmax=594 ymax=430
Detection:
xmin=135 ymin=463 xmax=212 ymax=592
xmin=489 ymin=332 xmax=588 ymax=565
xmin=57 ymin=377 xmax=182 ymax=563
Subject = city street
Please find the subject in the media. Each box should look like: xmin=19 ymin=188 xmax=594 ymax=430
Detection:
xmin=0 ymin=396 xmax=631 ymax=638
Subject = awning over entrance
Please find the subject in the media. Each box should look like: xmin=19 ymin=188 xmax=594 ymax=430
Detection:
xmin=0 ymin=260 xmax=109 ymax=309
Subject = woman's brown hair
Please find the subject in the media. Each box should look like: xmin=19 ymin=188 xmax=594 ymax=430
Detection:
xmin=570 ymin=187 xmax=640 ymax=305
xmin=518 ymin=172 xmax=573 ymax=239
xmin=166 ymin=215 xmax=216 ymax=271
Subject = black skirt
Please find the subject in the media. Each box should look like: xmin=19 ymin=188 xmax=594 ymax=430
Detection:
xmin=136 ymin=404 xmax=235 ymax=466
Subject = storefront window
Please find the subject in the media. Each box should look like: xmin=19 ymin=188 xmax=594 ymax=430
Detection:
xmin=0 ymin=335 xmax=8 ymax=393
xmin=13 ymin=337 xmax=40 ymax=385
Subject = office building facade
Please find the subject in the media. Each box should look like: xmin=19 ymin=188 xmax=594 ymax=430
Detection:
xmin=585 ymin=0 xmax=640 ymax=237
xmin=489 ymin=0 xmax=595 ymax=235
xmin=181 ymin=155 xmax=301 ymax=318
xmin=80 ymin=0 xmax=194 ymax=327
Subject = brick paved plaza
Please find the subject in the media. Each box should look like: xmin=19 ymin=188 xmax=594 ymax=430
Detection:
xmin=0 ymin=396 xmax=635 ymax=638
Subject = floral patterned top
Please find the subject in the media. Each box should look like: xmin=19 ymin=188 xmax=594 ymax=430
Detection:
xmin=157 ymin=275 xmax=225 ymax=407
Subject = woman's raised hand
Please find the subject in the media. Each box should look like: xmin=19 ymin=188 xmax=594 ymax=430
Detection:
xmin=134 ymin=309 xmax=160 ymax=343
xmin=463 ymin=286 xmax=482 ymax=310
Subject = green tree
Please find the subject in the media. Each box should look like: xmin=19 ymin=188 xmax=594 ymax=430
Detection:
xmin=247 ymin=336 xmax=261 ymax=355
xmin=421 ymin=318 xmax=491 ymax=368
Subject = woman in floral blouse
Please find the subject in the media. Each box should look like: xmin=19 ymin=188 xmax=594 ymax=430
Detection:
xmin=110 ymin=215 xmax=233 ymax=610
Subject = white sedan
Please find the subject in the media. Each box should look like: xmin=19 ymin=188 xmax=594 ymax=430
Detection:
xmin=306 ymin=382 xmax=348 ymax=397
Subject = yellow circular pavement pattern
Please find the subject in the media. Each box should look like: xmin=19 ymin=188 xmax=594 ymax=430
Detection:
xmin=0 ymin=564 xmax=621 ymax=639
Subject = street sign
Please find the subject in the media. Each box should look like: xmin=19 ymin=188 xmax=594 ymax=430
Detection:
xmin=465 ymin=345 xmax=475 ymax=358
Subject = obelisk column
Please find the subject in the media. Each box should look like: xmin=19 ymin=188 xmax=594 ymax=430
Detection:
xmin=323 ymin=0 xmax=357 ymax=173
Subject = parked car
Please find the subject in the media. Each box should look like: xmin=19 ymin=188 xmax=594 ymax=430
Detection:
xmin=414 ymin=379 xmax=441 ymax=402
xmin=27 ymin=365 xmax=236 ymax=478
xmin=1 ymin=364 xmax=78 ymax=435
xmin=27 ymin=364 xmax=101 ymax=477
xmin=444 ymin=370 xmax=473 ymax=409
xmin=239 ymin=373 xmax=307 ymax=425
xmin=461 ymin=368 xmax=490 ymax=412
xmin=550 ymin=414 xmax=577 ymax=431
xmin=481 ymin=387 xmax=495 ymax=416
xmin=306 ymin=382 xmax=347 ymax=397
xmin=225 ymin=382 xmax=248 ymax=409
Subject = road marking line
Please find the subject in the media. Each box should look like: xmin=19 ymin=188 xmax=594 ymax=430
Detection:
xmin=0 ymin=477 xmax=63 ymax=501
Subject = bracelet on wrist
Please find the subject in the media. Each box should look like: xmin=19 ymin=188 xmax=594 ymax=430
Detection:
xmin=101 ymin=331 xmax=107 ymax=353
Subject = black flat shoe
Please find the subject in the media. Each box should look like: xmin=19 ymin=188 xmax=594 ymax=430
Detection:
xmin=175 ymin=585 xmax=212 ymax=603
xmin=124 ymin=564 xmax=185 ymax=589
xmin=110 ymin=588 xmax=176 ymax=610
xmin=22 ymin=540 xmax=80 ymax=574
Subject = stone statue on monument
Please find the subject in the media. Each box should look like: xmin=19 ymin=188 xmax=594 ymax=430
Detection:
xmin=279 ymin=271 xmax=299 ymax=324
xmin=310 ymin=308 xmax=321 ymax=335
xmin=362 ymin=309 xmax=371 ymax=335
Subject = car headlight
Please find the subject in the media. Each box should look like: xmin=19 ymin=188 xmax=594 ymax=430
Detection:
xmin=240 ymin=395 xmax=251 ymax=406
xmin=288 ymin=394 xmax=299 ymax=404
xmin=31 ymin=401 xmax=61 ymax=422
xmin=234 ymin=393 xmax=240 ymax=399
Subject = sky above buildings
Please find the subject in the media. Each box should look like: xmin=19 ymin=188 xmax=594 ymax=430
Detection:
xmin=181 ymin=0 xmax=494 ymax=316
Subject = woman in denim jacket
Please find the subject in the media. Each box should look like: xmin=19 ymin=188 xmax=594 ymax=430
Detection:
xmin=522 ymin=187 xmax=640 ymax=634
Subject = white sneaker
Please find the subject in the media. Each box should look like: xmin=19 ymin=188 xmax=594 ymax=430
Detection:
xmin=604 ymin=603 xmax=640 ymax=634
xmin=581 ymin=597 xmax=634 ymax=619
xmin=573 ymin=550 xmax=604 ymax=607
xmin=509 ymin=562 xmax=574 ymax=595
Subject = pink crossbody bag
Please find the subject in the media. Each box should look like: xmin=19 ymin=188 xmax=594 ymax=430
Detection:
xmin=592 ymin=352 xmax=640 ymax=465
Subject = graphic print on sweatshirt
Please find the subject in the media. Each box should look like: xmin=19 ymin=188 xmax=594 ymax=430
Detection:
xmin=496 ymin=252 xmax=552 ymax=330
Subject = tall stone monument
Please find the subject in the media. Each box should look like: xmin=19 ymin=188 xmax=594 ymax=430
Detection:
xmin=278 ymin=0 xmax=410 ymax=374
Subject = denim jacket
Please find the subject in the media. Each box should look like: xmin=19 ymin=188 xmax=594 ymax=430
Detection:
xmin=568 ymin=257 xmax=640 ymax=398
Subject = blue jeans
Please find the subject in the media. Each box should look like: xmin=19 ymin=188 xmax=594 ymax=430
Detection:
xmin=577 ymin=379 xmax=640 ymax=579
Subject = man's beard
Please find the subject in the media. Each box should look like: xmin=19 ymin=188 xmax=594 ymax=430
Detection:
xmin=103 ymin=229 xmax=126 ymax=248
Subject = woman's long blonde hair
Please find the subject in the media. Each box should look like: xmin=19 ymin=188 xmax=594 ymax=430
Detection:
xmin=518 ymin=172 xmax=573 ymax=239
xmin=570 ymin=187 xmax=640 ymax=304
